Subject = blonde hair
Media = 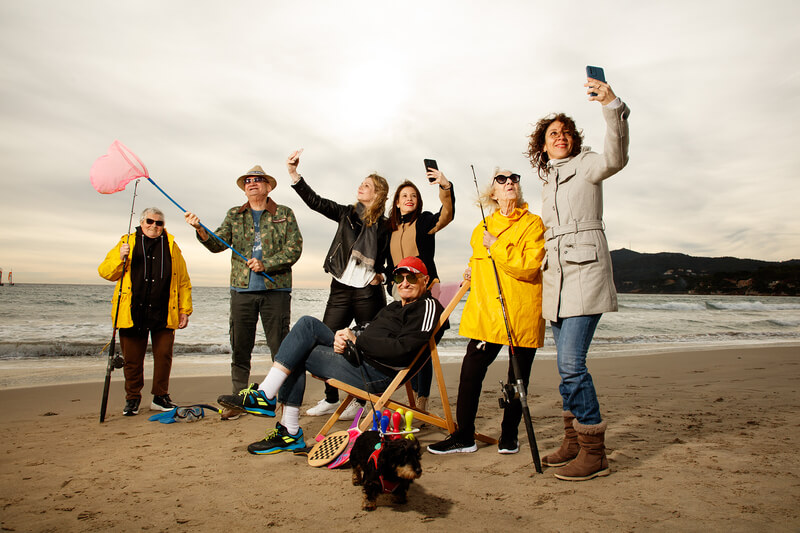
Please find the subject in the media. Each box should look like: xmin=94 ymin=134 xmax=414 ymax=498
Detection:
xmin=476 ymin=168 xmax=525 ymax=214
xmin=359 ymin=173 xmax=389 ymax=227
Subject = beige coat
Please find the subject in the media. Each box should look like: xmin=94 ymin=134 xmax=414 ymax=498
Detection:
xmin=540 ymin=101 xmax=631 ymax=321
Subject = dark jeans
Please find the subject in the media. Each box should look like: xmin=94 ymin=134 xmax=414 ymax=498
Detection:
xmin=275 ymin=316 xmax=394 ymax=407
xmin=411 ymin=359 xmax=433 ymax=397
xmin=454 ymin=339 xmax=536 ymax=442
xmin=321 ymin=279 xmax=386 ymax=402
xmin=119 ymin=327 xmax=175 ymax=400
xmin=229 ymin=290 xmax=291 ymax=393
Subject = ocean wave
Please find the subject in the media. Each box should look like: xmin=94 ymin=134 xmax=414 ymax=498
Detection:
xmin=592 ymin=330 xmax=800 ymax=344
xmin=766 ymin=318 xmax=800 ymax=327
xmin=621 ymin=302 xmax=706 ymax=311
xmin=706 ymin=301 xmax=800 ymax=311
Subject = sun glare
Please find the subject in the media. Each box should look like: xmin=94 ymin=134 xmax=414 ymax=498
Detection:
xmin=328 ymin=60 xmax=408 ymax=143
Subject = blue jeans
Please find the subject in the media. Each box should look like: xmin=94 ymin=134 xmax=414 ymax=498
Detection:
xmin=551 ymin=315 xmax=603 ymax=425
xmin=274 ymin=316 xmax=395 ymax=408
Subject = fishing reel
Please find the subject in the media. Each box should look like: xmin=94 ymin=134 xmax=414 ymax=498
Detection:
xmin=498 ymin=380 xmax=518 ymax=409
xmin=112 ymin=351 xmax=125 ymax=369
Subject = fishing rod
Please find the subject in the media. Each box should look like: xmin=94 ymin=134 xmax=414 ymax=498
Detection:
xmin=100 ymin=179 xmax=140 ymax=423
xmin=471 ymin=165 xmax=542 ymax=473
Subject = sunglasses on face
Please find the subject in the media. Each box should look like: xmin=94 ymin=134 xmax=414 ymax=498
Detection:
xmin=393 ymin=273 xmax=419 ymax=285
xmin=244 ymin=176 xmax=267 ymax=184
xmin=145 ymin=218 xmax=164 ymax=227
xmin=493 ymin=174 xmax=520 ymax=184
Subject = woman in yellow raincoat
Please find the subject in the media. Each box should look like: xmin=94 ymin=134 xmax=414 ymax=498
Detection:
xmin=98 ymin=207 xmax=193 ymax=417
xmin=427 ymin=169 xmax=545 ymax=456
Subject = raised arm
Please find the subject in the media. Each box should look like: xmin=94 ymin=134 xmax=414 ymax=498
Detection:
xmin=286 ymin=150 xmax=351 ymax=222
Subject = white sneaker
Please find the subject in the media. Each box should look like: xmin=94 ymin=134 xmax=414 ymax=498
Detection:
xmin=338 ymin=401 xmax=363 ymax=421
xmin=305 ymin=398 xmax=339 ymax=416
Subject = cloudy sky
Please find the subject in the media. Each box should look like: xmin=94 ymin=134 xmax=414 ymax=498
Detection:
xmin=1 ymin=1 xmax=798 ymax=287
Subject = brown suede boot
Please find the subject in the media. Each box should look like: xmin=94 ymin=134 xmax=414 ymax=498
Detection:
xmin=553 ymin=419 xmax=609 ymax=481
xmin=541 ymin=411 xmax=579 ymax=467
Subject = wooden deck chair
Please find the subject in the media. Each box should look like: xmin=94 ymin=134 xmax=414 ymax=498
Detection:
xmin=315 ymin=279 xmax=497 ymax=445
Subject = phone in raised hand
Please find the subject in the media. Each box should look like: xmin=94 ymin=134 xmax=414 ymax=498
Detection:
xmin=585 ymin=66 xmax=605 ymax=96
xmin=424 ymin=159 xmax=438 ymax=182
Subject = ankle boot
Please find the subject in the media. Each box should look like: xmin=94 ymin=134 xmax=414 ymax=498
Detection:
xmin=541 ymin=411 xmax=579 ymax=467
xmin=553 ymin=419 xmax=609 ymax=481
xmin=415 ymin=395 xmax=428 ymax=413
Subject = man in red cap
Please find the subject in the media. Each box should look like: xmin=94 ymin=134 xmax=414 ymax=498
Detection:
xmin=217 ymin=257 xmax=447 ymax=455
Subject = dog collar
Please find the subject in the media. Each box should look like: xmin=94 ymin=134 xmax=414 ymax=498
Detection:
xmin=368 ymin=443 xmax=401 ymax=494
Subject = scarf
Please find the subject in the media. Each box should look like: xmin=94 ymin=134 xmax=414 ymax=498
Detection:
xmin=350 ymin=203 xmax=378 ymax=268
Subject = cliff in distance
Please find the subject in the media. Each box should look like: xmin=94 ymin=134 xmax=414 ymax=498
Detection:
xmin=610 ymin=249 xmax=800 ymax=295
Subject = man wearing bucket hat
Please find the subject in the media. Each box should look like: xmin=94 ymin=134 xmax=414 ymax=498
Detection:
xmin=185 ymin=165 xmax=302 ymax=417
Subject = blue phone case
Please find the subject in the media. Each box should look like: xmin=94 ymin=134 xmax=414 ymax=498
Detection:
xmin=586 ymin=66 xmax=605 ymax=96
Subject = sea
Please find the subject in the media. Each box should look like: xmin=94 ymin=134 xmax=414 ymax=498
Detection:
xmin=1 ymin=283 xmax=799 ymax=388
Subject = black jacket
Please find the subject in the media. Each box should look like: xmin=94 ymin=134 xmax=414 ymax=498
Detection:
xmin=386 ymin=185 xmax=455 ymax=293
xmin=356 ymin=291 xmax=447 ymax=376
xmin=292 ymin=177 xmax=389 ymax=278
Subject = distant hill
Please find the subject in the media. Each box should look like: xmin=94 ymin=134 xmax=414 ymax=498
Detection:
xmin=610 ymin=249 xmax=800 ymax=295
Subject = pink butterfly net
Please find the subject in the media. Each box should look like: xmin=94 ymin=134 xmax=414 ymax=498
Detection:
xmin=90 ymin=140 xmax=149 ymax=194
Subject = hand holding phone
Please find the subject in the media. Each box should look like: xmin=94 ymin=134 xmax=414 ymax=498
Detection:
xmin=585 ymin=65 xmax=605 ymax=97
xmin=424 ymin=159 xmax=438 ymax=182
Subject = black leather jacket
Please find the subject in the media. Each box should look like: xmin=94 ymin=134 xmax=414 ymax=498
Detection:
xmin=292 ymin=177 xmax=389 ymax=278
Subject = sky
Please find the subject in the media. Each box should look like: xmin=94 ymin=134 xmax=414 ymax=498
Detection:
xmin=1 ymin=1 xmax=798 ymax=287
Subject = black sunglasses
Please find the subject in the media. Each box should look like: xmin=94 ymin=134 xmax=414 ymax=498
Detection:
xmin=493 ymin=173 xmax=520 ymax=184
xmin=393 ymin=273 xmax=419 ymax=285
xmin=244 ymin=176 xmax=267 ymax=184
xmin=145 ymin=218 xmax=164 ymax=227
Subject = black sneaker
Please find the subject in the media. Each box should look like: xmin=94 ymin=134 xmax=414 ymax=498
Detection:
xmin=498 ymin=436 xmax=519 ymax=455
xmin=123 ymin=398 xmax=140 ymax=416
xmin=151 ymin=394 xmax=178 ymax=411
xmin=247 ymin=423 xmax=306 ymax=455
xmin=427 ymin=434 xmax=477 ymax=455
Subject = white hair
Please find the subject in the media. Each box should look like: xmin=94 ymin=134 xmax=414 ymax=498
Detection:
xmin=139 ymin=207 xmax=165 ymax=224
xmin=476 ymin=167 xmax=525 ymax=213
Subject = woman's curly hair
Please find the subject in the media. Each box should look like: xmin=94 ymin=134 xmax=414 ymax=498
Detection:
xmin=525 ymin=113 xmax=584 ymax=180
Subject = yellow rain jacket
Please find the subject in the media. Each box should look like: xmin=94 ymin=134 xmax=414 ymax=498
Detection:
xmin=98 ymin=232 xmax=193 ymax=329
xmin=459 ymin=204 xmax=546 ymax=348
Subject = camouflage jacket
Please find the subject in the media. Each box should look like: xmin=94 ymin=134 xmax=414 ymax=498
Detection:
xmin=198 ymin=198 xmax=302 ymax=289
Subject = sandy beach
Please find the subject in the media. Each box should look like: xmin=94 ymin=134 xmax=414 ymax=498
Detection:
xmin=1 ymin=344 xmax=799 ymax=532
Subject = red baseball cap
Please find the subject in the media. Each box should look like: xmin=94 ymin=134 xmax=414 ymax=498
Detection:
xmin=393 ymin=256 xmax=428 ymax=276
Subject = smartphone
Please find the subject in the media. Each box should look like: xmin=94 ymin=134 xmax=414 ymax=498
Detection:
xmin=586 ymin=65 xmax=605 ymax=97
xmin=424 ymin=159 xmax=438 ymax=182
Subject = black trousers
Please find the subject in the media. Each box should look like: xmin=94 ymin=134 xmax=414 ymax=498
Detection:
xmin=454 ymin=339 xmax=536 ymax=442
xmin=322 ymin=278 xmax=386 ymax=402
xmin=229 ymin=290 xmax=291 ymax=394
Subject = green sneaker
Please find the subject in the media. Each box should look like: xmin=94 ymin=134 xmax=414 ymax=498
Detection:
xmin=247 ymin=423 xmax=305 ymax=455
xmin=217 ymin=383 xmax=275 ymax=417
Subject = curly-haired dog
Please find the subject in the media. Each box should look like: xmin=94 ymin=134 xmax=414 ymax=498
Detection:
xmin=350 ymin=430 xmax=422 ymax=511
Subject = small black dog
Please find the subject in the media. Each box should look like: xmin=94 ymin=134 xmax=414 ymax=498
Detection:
xmin=350 ymin=430 xmax=422 ymax=511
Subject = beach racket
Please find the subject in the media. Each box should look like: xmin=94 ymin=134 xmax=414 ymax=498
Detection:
xmin=327 ymin=407 xmax=364 ymax=469
xmin=307 ymin=431 xmax=350 ymax=467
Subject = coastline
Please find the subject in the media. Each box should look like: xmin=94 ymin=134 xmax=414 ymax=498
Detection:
xmin=2 ymin=340 xmax=799 ymax=390
xmin=1 ymin=344 xmax=799 ymax=531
